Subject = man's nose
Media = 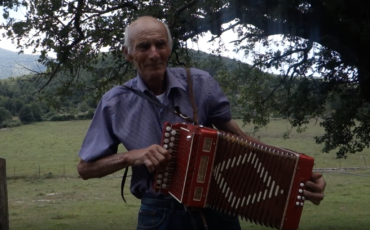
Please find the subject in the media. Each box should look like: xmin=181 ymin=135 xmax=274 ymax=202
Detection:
xmin=149 ymin=45 xmax=160 ymax=58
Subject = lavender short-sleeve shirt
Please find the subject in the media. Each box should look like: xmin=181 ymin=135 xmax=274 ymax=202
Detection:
xmin=78 ymin=67 xmax=231 ymax=199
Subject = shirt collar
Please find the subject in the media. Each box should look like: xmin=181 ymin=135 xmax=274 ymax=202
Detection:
xmin=134 ymin=68 xmax=187 ymax=95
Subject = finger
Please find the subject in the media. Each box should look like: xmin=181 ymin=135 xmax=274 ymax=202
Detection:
xmin=150 ymin=150 xmax=171 ymax=171
xmin=311 ymin=172 xmax=323 ymax=180
xmin=306 ymin=181 xmax=321 ymax=193
xmin=303 ymin=189 xmax=324 ymax=205
xmin=144 ymin=159 xmax=156 ymax=173
xmin=306 ymin=177 xmax=326 ymax=193
xmin=156 ymin=146 xmax=171 ymax=160
xmin=153 ymin=146 xmax=172 ymax=166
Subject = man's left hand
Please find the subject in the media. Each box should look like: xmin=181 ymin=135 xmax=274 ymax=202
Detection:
xmin=303 ymin=172 xmax=326 ymax=205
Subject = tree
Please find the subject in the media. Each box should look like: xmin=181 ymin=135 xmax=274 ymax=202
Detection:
xmin=1 ymin=0 xmax=369 ymax=158
xmin=18 ymin=104 xmax=34 ymax=123
xmin=79 ymin=101 xmax=89 ymax=113
xmin=0 ymin=107 xmax=12 ymax=125
xmin=29 ymin=102 xmax=43 ymax=121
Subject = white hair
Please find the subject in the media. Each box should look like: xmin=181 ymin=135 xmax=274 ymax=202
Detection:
xmin=124 ymin=19 xmax=173 ymax=54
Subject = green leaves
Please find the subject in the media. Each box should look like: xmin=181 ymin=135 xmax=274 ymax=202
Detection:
xmin=12 ymin=21 xmax=30 ymax=36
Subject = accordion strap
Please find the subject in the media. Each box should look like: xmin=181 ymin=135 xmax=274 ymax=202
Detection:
xmin=186 ymin=68 xmax=199 ymax=125
xmin=120 ymin=166 xmax=128 ymax=203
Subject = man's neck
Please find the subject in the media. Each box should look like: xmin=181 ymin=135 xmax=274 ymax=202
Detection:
xmin=147 ymin=76 xmax=166 ymax=95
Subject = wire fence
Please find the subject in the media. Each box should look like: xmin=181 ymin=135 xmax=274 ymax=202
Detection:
xmin=5 ymin=164 xmax=128 ymax=180
xmin=4 ymin=163 xmax=369 ymax=180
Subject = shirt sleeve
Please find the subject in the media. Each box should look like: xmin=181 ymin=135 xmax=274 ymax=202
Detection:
xmin=78 ymin=97 xmax=120 ymax=162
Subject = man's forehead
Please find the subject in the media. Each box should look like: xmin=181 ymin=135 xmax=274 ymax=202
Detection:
xmin=130 ymin=17 xmax=164 ymax=30
xmin=128 ymin=18 xmax=167 ymax=42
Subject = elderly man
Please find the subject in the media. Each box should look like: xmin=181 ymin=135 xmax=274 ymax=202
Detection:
xmin=77 ymin=16 xmax=325 ymax=230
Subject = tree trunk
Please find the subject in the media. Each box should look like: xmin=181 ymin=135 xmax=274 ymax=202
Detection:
xmin=0 ymin=158 xmax=9 ymax=230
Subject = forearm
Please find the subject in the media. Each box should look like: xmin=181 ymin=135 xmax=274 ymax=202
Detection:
xmin=77 ymin=145 xmax=171 ymax=179
xmin=77 ymin=152 xmax=131 ymax=180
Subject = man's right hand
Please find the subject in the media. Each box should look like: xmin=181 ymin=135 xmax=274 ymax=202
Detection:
xmin=77 ymin=144 xmax=171 ymax=179
xmin=127 ymin=144 xmax=171 ymax=173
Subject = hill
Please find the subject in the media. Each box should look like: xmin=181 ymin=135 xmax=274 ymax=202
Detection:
xmin=0 ymin=48 xmax=46 ymax=79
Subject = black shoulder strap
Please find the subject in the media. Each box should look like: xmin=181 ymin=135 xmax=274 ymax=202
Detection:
xmin=122 ymin=85 xmax=196 ymax=124
xmin=120 ymin=167 xmax=129 ymax=203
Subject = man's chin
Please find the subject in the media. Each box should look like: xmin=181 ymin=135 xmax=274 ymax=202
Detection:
xmin=147 ymin=67 xmax=166 ymax=75
xmin=140 ymin=68 xmax=166 ymax=80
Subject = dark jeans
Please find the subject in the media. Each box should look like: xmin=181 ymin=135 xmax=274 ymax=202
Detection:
xmin=137 ymin=197 xmax=241 ymax=230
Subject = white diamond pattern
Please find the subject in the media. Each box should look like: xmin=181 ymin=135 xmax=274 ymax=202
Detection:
xmin=212 ymin=152 xmax=285 ymax=207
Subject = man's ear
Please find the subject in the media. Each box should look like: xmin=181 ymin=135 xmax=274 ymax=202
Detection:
xmin=123 ymin=46 xmax=133 ymax=61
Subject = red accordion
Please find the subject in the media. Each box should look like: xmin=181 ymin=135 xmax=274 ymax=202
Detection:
xmin=154 ymin=122 xmax=314 ymax=230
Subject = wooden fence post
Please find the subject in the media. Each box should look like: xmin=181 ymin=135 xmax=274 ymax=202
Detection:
xmin=0 ymin=158 xmax=9 ymax=230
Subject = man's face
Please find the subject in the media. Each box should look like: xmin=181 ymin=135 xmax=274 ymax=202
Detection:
xmin=126 ymin=19 xmax=171 ymax=91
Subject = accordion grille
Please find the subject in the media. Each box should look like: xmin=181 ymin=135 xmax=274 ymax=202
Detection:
xmin=206 ymin=132 xmax=298 ymax=229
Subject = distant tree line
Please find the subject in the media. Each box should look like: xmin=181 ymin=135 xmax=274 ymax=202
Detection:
xmin=0 ymin=74 xmax=96 ymax=128
xmin=0 ymin=49 xmax=339 ymax=131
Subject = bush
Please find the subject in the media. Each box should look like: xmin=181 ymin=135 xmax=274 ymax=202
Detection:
xmin=30 ymin=103 xmax=44 ymax=122
xmin=86 ymin=109 xmax=95 ymax=119
xmin=49 ymin=114 xmax=76 ymax=121
xmin=0 ymin=107 xmax=12 ymax=124
xmin=2 ymin=120 xmax=22 ymax=128
xmin=18 ymin=105 xmax=34 ymax=123
xmin=44 ymin=110 xmax=56 ymax=119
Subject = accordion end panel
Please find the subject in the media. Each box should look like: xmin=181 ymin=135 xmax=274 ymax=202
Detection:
xmin=281 ymin=154 xmax=314 ymax=230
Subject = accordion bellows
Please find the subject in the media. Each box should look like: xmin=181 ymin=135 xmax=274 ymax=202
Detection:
xmin=154 ymin=122 xmax=314 ymax=230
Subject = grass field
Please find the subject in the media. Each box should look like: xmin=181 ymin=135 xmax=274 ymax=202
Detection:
xmin=1 ymin=119 xmax=370 ymax=230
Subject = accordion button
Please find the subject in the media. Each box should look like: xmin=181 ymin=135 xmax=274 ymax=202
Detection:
xmin=297 ymin=196 xmax=301 ymax=200
xmin=164 ymin=138 xmax=169 ymax=143
xmin=171 ymin=130 xmax=177 ymax=135
xmin=163 ymin=144 xmax=168 ymax=149
xmin=162 ymin=184 xmax=167 ymax=188
xmin=296 ymin=202 xmax=300 ymax=206
xmin=299 ymin=189 xmax=303 ymax=193
xmin=166 ymin=126 xmax=172 ymax=131
xmin=300 ymin=202 xmax=304 ymax=206
xmin=165 ymin=132 xmax=170 ymax=137
xmin=300 ymin=183 xmax=305 ymax=187
xmin=302 ymin=196 xmax=305 ymax=201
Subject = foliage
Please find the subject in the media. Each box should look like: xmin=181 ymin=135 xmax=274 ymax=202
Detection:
xmin=29 ymin=102 xmax=43 ymax=121
xmin=49 ymin=114 xmax=75 ymax=121
xmin=0 ymin=73 xmax=98 ymax=124
xmin=18 ymin=104 xmax=34 ymax=123
xmin=0 ymin=106 xmax=12 ymax=124
xmin=1 ymin=0 xmax=370 ymax=157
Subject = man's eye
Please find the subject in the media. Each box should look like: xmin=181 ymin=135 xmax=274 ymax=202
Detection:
xmin=156 ymin=41 xmax=166 ymax=48
xmin=136 ymin=44 xmax=150 ymax=50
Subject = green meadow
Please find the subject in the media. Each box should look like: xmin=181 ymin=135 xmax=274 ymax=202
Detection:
xmin=1 ymin=119 xmax=370 ymax=230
